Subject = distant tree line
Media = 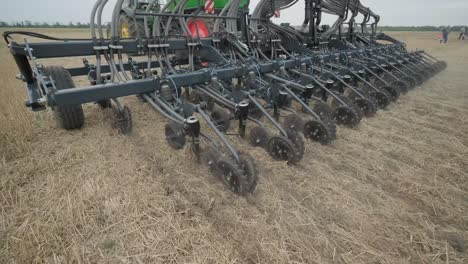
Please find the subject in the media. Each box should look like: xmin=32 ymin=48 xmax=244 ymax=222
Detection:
xmin=0 ymin=21 xmax=90 ymax=28
xmin=379 ymin=25 xmax=467 ymax=32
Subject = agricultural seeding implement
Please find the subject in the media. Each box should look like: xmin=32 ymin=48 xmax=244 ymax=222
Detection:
xmin=3 ymin=0 xmax=447 ymax=195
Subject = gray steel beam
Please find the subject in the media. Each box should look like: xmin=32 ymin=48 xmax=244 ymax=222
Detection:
xmin=48 ymin=59 xmax=316 ymax=106
xmin=49 ymin=78 xmax=160 ymax=106
xmin=10 ymin=38 xmax=214 ymax=59
xmin=67 ymin=61 xmax=162 ymax=76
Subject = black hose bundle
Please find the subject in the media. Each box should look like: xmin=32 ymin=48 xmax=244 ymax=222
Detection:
xmin=3 ymin=31 xmax=91 ymax=44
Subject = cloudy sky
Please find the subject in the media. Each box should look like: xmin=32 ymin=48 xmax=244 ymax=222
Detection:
xmin=2 ymin=0 xmax=467 ymax=26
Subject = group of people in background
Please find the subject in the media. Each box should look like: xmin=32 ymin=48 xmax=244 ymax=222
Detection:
xmin=440 ymin=26 xmax=466 ymax=44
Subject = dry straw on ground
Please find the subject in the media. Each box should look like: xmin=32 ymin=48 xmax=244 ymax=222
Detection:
xmin=0 ymin=30 xmax=467 ymax=263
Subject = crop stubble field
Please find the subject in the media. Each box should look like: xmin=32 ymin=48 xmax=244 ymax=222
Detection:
xmin=0 ymin=29 xmax=467 ymax=263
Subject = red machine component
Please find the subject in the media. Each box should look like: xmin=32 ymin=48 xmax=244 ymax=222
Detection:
xmin=188 ymin=19 xmax=210 ymax=38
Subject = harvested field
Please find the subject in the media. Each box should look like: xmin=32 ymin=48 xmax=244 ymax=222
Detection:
xmin=0 ymin=29 xmax=467 ymax=263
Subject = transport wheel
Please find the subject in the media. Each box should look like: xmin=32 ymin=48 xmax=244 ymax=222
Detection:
xmin=114 ymin=105 xmax=133 ymax=135
xmin=267 ymin=136 xmax=299 ymax=164
xmin=238 ymin=153 xmax=258 ymax=194
xmin=412 ymin=73 xmax=424 ymax=86
xmin=419 ymin=70 xmax=431 ymax=81
xmin=334 ymin=94 xmax=363 ymax=118
xmin=430 ymin=64 xmax=440 ymax=74
xmin=369 ymin=91 xmax=390 ymax=109
xmin=303 ymin=119 xmax=333 ymax=145
xmin=331 ymin=94 xmax=362 ymax=127
xmin=201 ymin=146 xmax=222 ymax=175
xmin=354 ymin=98 xmax=377 ymax=118
xmin=44 ymin=66 xmax=85 ymax=130
xmin=347 ymin=87 xmax=377 ymax=117
xmin=120 ymin=14 xmax=145 ymax=38
xmin=435 ymin=61 xmax=447 ymax=72
xmin=333 ymin=107 xmax=359 ymax=128
xmin=248 ymin=126 xmax=270 ymax=148
xmin=440 ymin=61 xmax=447 ymax=70
xmin=323 ymin=117 xmax=337 ymax=141
xmin=312 ymin=102 xmax=337 ymax=140
xmin=107 ymin=15 xmax=145 ymax=39
xmin=424 ymin=67 xmax=436 ymax=77
xmin=107 ymin=15 xmax=145 ymax=56
xmin=165 ymin=121 xmax=186 ymax=150
xmin=313 ymin=101 xmax=334 ymax=121
xmin=433 ymin=62 xmax=442 ymax=73
xmin=210 ymin=108 xmax=231 ymax=132
xmin=402 ymin=76 xmax=416 ymax=89
xmin=217 ymin=158 xmax=247 ymax=195
xmin=283 ymin=113 xmax=305 ymax=131
xmin=439 ymin=62 xmax=446 ymax=72
xmin=391 ymin=80 xmax=409 ymax=94
xmin=381 ymin=86 xmax=400 ymax=102
xmin=286 ymin=129 xmax=305 ymax=164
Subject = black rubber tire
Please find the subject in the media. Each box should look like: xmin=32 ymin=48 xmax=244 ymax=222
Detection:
xmin=354 ymin=98 xmax=377 ymax=118
xmin=303 ymin=119 xmax=333 ymax=145
xmin=107 ymin=15 xmax=146 ymax=39
xmin=440 ymin=61 xmax=447 ymax=70
xmin=431 ymin=63 xmax=440 ymax=74
xmin=331 ymin=94 xmax=363 ymax=123
xmin=391 ymin=80 xmax=409 ymax=94
xmin=217 ymin=157 xmax=248 ymax=195
xmin=238 ymin=153 xmax=258 ymax=194
xmin=165 ymin=121 xmax=186 ymax=150
xmin=313 ymin=102 xmax=334 ymax=121
xmin=333 ymin=107 xmax=360 ymax=128
xmin=418 ymin=70 xmax=431 ymax=82
xmin=249 ymin=126 xmax=270 ymax=148
xmin=402 ymin=76 xmax=416 ymax=89
xmin=369 ymin=91 xmax=390 ymax=109
xmin=267 ymin=136 xmax=299 ymax=164
xmin=114 ymin=105 xmax=133 ymax=135
xmin=381 ymin=86 xmax=400 ymax=102
xmin=412 ymin=73 xmax=424 ymax=86
xmin=201 ymin=146 xmax=222 ymax=176
xmin=424 ymin=67 xmax=436 ymax=78
xmin=312 ymin=102 xmax=337 ymax=140
xmin=285 ymin=129 xmax=305 ymax=164
xmin=282 ymin=113 xmax=305 ymax=131
xmin=432 ymin=62 xmax=442 ymax=73
xmin=44 ymin=66 xmax=84 ymax=130
xmin=347 ymin=86 xmax=377 ymax=117
xmin=323 ymin=116 xmax=337 ymax=141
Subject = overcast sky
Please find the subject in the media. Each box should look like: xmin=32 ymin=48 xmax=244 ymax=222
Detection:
xmin=1 ymin=0 xmax=467 ymax=26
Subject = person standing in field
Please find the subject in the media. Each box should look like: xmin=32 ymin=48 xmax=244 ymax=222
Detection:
xmin=458 ymin=27 xmax=466 ymax=40
xmin=441 ymin=27 xmax=449 ymax=44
